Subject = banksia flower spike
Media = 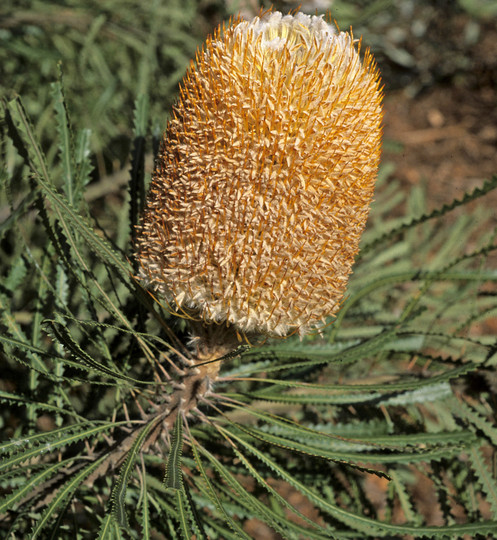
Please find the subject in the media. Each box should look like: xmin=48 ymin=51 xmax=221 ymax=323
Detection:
xmin=136 ymin=10 xmax=383 ymax=363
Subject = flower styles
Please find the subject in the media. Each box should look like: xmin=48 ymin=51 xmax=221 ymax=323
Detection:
xmin=136 ymin=10 xmax=383 ymax=339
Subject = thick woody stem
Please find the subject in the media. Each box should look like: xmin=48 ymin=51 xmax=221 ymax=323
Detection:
xmin=89 ymin=324 xmax=246 ymax=475
xmin=160 ymin=322 xmax=241 ymax=431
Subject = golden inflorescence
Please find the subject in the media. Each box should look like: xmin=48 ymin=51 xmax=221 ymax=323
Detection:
xmin=136 ymin=10 xmax=383 ymax=339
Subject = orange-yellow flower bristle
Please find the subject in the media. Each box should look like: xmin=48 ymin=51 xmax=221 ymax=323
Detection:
xmin=136 ymin=10 xmax=383 ymax=338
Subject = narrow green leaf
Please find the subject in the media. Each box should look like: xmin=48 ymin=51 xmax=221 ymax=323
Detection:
xmin=469 ymin=445 xmax=497 ymax=519
xmin=233 ymin=328 xmax=396 ymax=376
xmin=112 ymin=418 xmax=161 ymax=529
xmin=74 ymin=127 xmax=93 ymax=205
xmin=0 ymin=423 xmax=86 ymax=456
xmin=175 ymin=490 xmax=193 ymax=540
xmin=0 ymin=335 xmax=126 ymax=388
xmin=0 ymin=460 xmax=67 ymax=514
xmin=225 ymin=434 xmax=334 ymax=537
xmin=165 ymin=414 xmax=184 ymax=490
xmin=0 ymin=190 xmax=38 ymax=240
xmin=198 ymin=445 xmax=297 ymax=538
xmin=0 ymin=293 xmax=49 ymax=375
xmin=389 ymin=469 xmax=421 ymax=525
xmin=46 ymin=497 xmax=72 ymax=540
xmin=180 ymin=480 xmax=209 ymax=540
xmin=331 ymin=259 xmax=497 ymax=340
xmin=360 ymin=175 xmax=497 ymax=257
xmin=453 ymin=400 xmax=497 ymax=446
xmin=128 ymin=93 xmax=149 ymax=236
xmin=190 ymin=440 xmax=252 ymax=540
xmin=46 ymin=321 xmax=146 ymax=385
xmin=133 ymin=93 xmax=149 ymax=137
xmin=0 ymin=389 xmax=86 ymax=422
xmin=224 ymin=419 xmax=465 ymax=466
xmin=97 ymin=513 xmax=116 ymax=540
xmin=220 ymin=426 xmax=497 ymax=537
xmin=28 ymin=253 xmax=53 ymax=421
xmin=380 ymin=382 xmax=453 ymax=406
xmin=30 ymin=454 xmax=108 ymax=539
xmin=139 ymin=462 xmax=150 ymax=540
xmin=3 ymin=253 xmax=27 ymax=292
xmin=217 ymin=402 xmax=347 ymax=446
xmin=227 ymin=360 xmax=476 ymax=395
xmin=228 ymin=389 xmax=383 ymax=405
xmin=0 ymin=329 xmax=59 ymax=362
xmin=4 ymin=97 xmax=51 ymax=187
xmin=0 ymin=421 xmax=132 ymax=473
xmin=6 ymin=96 xmax=132 ymax=282
xmin=50 ymin=73 xmax=75 ymax=205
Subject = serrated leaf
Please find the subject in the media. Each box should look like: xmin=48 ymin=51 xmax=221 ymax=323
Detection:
xmin=29 ymin=453 xmax=108 ymax=539
xmin=389 ymin=469 xmax=421 ymax=526
xmin=228 ymin=360 xmax=476 ymax=395
xmin=469 ymin=445 xmax=497 ymax=519
xmin=331 ymin=261 xmax=497 ymax=340
xmin=453 ymin=400 xmax=497 ymax=446
xmin=0 ymin=333 xmax=126 ymax=388
xmin=223 ymin=420 xmax=464 ymax=466
xmin=5 ymin=96 xmax=132 ymax=283
xmin=179 ymin=480 xmax=209 ymax=539
xmin=0 ymin=389 xmax=86 ymax=422
xmin=0 ymin=423 xmax=84 ymax=456
xmin=190 ymin=440 xmax=251 ymax=539
xmin=50 ymin=73 xmax=76 ymax=205
xmin=233 ymin=328 xmax=397 ymax=377
xmin=360 ymin=175 xmax=497 ymax=257
xmin=217 ymin=430 xmax=334 ymax=537
xmin=0 ymin=293 xmax=49 ymax=375
xmin=3 ymin=253 xmax=27 ymax=292
xmin=133 ymin=93 xmax=150 ymax=138
xmin=97 ymin=513 xmax=117 ymax=540
xmin=218 ymin=425 xmax=497 ymax=537
xmin=0 ymin=459 xmax=67 ymax=514
xmin=139 ymin=462 xmax=150 ymax=540
xmin=165 ymin=414 xmax=184 ymax=490
xmin=0 ymin=190 xmax=38 ymax=240
xmin=0 ymin=421 xmax=132 ymax=473
xmin=380 ymin=382 xmax=453 ymax=406
xmin=74 ymin=127 xmax=93 ymax=206
xmin=111 ymin=417 xmax=161 ymax=529
xmin=128 ymin=93 xmax=149 ymax=244
xmin=46 ymin=320 xmax=146 ymax=385
xmin=174 ymin=490 xmax=193 ymax=540
xmin=228 ymin=389 xmax=382 ymax=405
xmin=197 ymin=445 xmax=299 ymax=538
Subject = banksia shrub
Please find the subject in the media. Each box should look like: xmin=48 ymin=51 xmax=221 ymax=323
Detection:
xmin=3 ymin=4 xmax=497 ymax=539
xmin=136 ymin=10 xmax=383 ymax=344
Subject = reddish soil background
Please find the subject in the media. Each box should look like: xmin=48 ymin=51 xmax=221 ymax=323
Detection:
xmin=381 ymin=11 xmax=497 ymax=208
xmin=384 ymin=84 xmax=497 ymax=206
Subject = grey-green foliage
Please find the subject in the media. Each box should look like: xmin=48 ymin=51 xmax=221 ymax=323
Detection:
xmin=0 ymin=0 xmax=210 ymax=174
xmin=2 ymin=3 xmax=497 ymax=534
xmin=1 ymin=84 xmax=497 ymax=538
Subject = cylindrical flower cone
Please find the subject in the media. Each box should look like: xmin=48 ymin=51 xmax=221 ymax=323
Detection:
xmin=136 ymin=10 xmax=383 ymax=359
